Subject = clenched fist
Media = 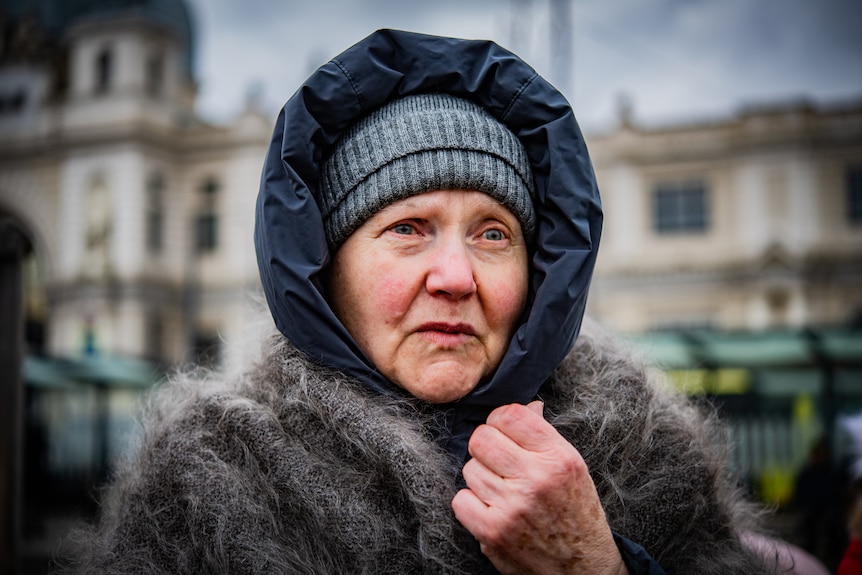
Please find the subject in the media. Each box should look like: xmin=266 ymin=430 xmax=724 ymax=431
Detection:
xmin=452 ymin=401 xmax=629 ymax=575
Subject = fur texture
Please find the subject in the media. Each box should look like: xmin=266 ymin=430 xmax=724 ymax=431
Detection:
xmin=59 ymin=320 xmax=774 ymax=574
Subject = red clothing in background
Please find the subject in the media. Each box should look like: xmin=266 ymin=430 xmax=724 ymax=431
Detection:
xmin=838 ymin=539 xmax=862 ymax=575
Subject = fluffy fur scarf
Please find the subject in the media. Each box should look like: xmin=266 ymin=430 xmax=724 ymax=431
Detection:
xmin=60 ymin=320 xmax=774 ymax=574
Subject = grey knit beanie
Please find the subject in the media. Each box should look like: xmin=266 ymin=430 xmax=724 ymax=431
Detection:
xmin=319 ymin=93 xmax=536 ymax=248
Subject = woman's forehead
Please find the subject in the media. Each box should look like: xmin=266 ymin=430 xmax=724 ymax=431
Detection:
xmin=377 ymin=189 xmax=512 ymax=214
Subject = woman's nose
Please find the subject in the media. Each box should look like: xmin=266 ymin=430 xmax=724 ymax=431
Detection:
xmin=425 ymin=239 xmax=477 ymax=299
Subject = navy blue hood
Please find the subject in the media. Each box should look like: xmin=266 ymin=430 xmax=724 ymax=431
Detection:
xmin=254 ymin=29 xmax=602 ymax=461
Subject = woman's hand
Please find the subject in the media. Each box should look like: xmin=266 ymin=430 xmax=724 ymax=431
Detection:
xmin=452 ymin=401 xmax=628 ymax=575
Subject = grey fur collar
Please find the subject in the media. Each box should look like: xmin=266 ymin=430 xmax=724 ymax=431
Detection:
xmin=60 ymin=320 xmax=772 ymax=574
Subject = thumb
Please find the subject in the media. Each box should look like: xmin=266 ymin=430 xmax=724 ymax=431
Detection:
xmin=526 ymin=400 xmax=544 ymax=417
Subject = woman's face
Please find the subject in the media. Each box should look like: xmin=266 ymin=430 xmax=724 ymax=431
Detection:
xmin=329 ymin=189 xmax=529 ymax=403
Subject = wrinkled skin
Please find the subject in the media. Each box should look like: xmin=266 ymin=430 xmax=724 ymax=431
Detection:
xmin=329 ymin=189 xmax=528 ymax=404
xmin=452 ymin=401 xmax=629 ymax=575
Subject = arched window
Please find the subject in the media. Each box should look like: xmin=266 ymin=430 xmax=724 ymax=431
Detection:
xmin=145 ymin=173 xmax=164 ymax=254
xmin=195 ymin=178 xmax=219 ymax=253
xmin=95 ymin=47 xmax=113 ymax=95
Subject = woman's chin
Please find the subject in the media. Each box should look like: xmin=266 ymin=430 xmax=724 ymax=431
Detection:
xmin=411 ymin=387 xmax=472 ymax=404
xmin=396 ymin=362 xmax=484 ymax=404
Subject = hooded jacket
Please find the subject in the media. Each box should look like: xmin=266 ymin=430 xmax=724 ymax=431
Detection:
xmin=254 ymin=29 xmax=602 ymax=461
xmin=61 ymin=30 xmax=775 ymax=575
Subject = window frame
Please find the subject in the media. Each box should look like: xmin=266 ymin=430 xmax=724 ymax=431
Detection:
xmin=95 ymin=46 xmax=113 ymax=95
xmin=195 ymin=177 xmax=220 ymax=254
xmin=651 ymin=179 xmax=710 ymax=235
xmin=145 ymin=173 xmax=164 ymax=255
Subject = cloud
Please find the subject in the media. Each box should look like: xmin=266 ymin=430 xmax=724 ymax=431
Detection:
xmin=185 ymin=0 xmax=862 ymax=131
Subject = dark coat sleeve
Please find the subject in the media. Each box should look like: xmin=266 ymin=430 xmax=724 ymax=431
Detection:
xmin=614 ymin=532 xmax=668 ymax=575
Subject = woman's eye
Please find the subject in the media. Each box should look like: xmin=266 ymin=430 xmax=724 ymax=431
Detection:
xmin=391 ymin=223 xmax=415 ymax=235
xmin=482 ymin=228 xmax=505 ymax=241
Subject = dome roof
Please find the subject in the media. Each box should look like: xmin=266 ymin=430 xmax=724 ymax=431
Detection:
xmin=0 ymin=0 xmax=196 ymax=76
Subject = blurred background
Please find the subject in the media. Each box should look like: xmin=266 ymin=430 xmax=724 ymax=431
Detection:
xmin=1 ymin=0 xmax=861 ymax=573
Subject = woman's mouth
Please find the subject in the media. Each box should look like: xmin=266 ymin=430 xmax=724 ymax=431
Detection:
xmin=416 ymin=322 xmax=476 ymax=347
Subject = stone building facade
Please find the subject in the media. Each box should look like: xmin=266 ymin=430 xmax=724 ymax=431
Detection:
xmin=0 ymin=0 xmax=271 ymax=373
xmin=587 ymin=102 xmax=862 ymax=334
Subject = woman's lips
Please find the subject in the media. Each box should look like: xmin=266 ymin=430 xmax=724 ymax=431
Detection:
xmin=416 ymin=322 xmax=476 ymax=346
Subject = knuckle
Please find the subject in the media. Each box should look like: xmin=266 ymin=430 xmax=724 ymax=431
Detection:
xmin=451 ymin=489 xmax=470 ymax=512
xmin=488 ymin=402 xmax=522 ymax=426
xmin=466 ymin=431 xmax=486 ymax=458
xmin=461 ymin=458 xmax=479 ymax=482
xmin=559 ymin=452 xmax=585 ymax=476
xmin=551 ymin=444 xmax=587 ymax=477
xmin=527 ymin=449 xmax=590 ymax=492
xmin=468 ymin=423 xmax=492 ymax=446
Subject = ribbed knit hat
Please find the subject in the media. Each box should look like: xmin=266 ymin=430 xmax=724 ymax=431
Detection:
xmin=319 ymin=93 xmax=536 ymax=248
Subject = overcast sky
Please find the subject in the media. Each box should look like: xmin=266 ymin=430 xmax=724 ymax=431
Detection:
xmin=183 ymin=0 xmax=862 ymax=133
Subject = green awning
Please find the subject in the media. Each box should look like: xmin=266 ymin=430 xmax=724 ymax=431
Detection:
xmin=629 ymin=328 xmax=862 ymax=371
xmin=820 ymin=332 xmax=862 ymax=363
xmin=626 ymin=332 xmax=695 ymax=369
xmin=696 ymin=332 xmax=812 ymax=368
xmin=24 ymin=356 xmax=76 ymax=389
xmin=66 ymin=355 xmax=162 ymax=388
xmin=25 ymin=354 xmax=162 ymax=389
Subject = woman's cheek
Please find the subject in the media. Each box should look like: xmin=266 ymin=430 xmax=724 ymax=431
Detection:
xmin=491 ymin=276 xmax=529 ymax=325
xmin=374 ymin=270 xmax=413 ymax=323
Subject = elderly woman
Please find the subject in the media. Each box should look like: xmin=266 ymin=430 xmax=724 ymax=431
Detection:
xmin=64 ymin=30 xmax=774 ymax=574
